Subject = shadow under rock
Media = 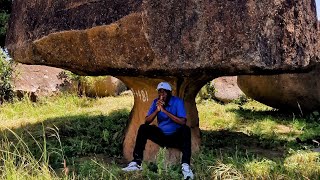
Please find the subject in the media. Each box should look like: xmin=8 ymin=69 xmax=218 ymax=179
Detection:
xmin=201 ymin=129 xmax=286 ymax=159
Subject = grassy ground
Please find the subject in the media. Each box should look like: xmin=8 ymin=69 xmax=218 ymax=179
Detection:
xmin=0 ymin=94 xmax=319 ymax=179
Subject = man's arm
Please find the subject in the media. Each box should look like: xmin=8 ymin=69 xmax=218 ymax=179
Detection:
xmin=160 ymin=107 xmax=186 ymax=125
xmin=145 ymin=109 xmax=159 ymax=124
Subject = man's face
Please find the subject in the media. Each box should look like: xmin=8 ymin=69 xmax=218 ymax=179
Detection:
xmin=158 ymin=89 xmax=168 ymax=101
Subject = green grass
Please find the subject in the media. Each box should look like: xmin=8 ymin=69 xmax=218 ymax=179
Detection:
xmin=0 ymin=94 xmax=319 ymax=179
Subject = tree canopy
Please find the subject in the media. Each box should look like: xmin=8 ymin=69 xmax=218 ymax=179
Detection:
xmin=0 ymin=0 xmax=12 ymax=46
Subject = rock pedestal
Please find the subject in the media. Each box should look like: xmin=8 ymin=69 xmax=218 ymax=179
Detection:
xmin=118 ymin=76 xmax=209 ymax=162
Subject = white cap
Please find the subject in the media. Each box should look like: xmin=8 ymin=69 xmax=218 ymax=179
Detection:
xmin=156 ymin=82 xmax=172 ymax=91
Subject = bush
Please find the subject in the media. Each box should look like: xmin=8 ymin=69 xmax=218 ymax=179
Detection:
xmin=0 ymin=47 xmax=14 ymax=103
xmin=196 ymin=82 xmax=215 ymax=102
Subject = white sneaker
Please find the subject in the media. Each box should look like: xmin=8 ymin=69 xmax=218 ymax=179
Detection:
xmin=122 ymin=161 xmax=142 ymax=172
xmin=182 ymin=163 xmax=194 ymax=180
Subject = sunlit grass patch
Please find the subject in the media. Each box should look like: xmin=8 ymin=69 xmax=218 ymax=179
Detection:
xmin=209 ymin=160 xmax=244 ymax=180
xmin=244 ymin=158 xmax=277 ymax=179
xmin=0 ymin=94 xmax=133 ymax=130
xmin=249 ymin=119 xmax=278 ymax=136
xmin=284 ymin=150 xmax=320 ymax=178
xmin=197 ymin=100 xmax=238 ymax=130
xmin=246 ymin=119 xmax=300 ymax=140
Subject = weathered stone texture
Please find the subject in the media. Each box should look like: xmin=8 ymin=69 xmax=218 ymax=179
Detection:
xmin=6 ymin=0 xmax=319 ymax=76
xmin=142 ymin=0 xmax=319 ymax=75
xmin=237 ymin=22 xmax=320 ymax=113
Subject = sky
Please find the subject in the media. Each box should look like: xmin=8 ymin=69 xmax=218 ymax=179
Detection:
xmin=317 ymin=0 xmax=320 ymax=20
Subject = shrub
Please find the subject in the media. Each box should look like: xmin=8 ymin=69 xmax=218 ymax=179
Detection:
xmin=196 ymin=82 xmax=215 ymax=102
xmin=0 ymin=47 xmax=14 ymax=103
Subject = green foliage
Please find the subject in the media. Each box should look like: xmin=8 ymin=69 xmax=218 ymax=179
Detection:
xmin=196 ymin=82 xmax=215 ymax=102
xmin=139 ymin=148 xmax=181 ymax=179
xmin=74 ymin=159 xmax=118 ymax=180
xmin=40 ymin=109 xmax=130 ymax=168
xmin=0 ymin=127 xmax=62 ymax=179
xmin=63 ymin=70 xmax=106 ymax=85
xmin=307 ymin=110 xmax=320 ymax=122
xmin=0 ymin=12 xmax=9 ymax=37
xmin=0 ymin=47 xmax=14 ymax=103
xmin=284 ymin=150 xmax=320 ymax=179
xmin=244 ymin=158 xmax=277 ymax=178
xmin=0 ymin=0 xmax=12 ymax=46
xmin=232 ymin=94 xmax=249 ymax=106
xmin=62 ymin=70 xmax=110 ymax=97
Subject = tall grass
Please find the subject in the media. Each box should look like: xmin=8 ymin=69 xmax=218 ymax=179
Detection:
xmin=0 ymin=128 xmax=61 ymax=179
xmin=0 ymin=94 xmax=319 ymax=179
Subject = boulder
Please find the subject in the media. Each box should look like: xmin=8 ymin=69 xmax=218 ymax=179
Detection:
xmin=5 ymin=0 xmax=319 ymax=162
xmin=212 ymin=76 xmax=244 ymax=103
xmin=13 ymin=63 xmax=68 ymax=100
xmin=238 ymin=65 xmax=320 ymax=114
xmin=83 ymin=76 xmax=127 ymax=97
xmin=13 ymin=64 xmax=126 ymax=99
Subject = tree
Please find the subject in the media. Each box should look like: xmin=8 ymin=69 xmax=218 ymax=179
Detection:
xmin=0 ymin=0 xmax=12 ymax=46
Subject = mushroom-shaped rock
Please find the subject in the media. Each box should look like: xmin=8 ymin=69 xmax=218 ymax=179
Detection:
xmin=6 ymin=0 xmax=319 ymax=162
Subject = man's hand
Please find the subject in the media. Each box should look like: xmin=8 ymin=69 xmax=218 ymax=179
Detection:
xmin=156 ymin=96 xmax=165 ymax=112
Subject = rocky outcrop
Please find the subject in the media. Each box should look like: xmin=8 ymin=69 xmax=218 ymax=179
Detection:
xmin=212 ymin=76 xmax=244 ymax=103
xmin=6 ymin=0 xmax=319 ymax=162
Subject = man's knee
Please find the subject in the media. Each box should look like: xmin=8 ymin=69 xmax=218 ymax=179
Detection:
xmin=181 ymin=125 xmax=191 ymax=133
xmin=138 ymin=123 xmax=153 ymax=134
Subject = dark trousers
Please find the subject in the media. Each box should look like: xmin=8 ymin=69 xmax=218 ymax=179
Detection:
xmin=133 ymin=124 xmax=191 ymax=165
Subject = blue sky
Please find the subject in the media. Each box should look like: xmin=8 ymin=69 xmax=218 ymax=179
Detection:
xmin=317 ymin=0 xmax=320 ymax=20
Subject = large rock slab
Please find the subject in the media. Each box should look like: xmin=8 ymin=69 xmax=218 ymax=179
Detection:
xmin=142 ymin=0 xmax=319 ymax=75
xmin=5 ymin=0 xmax=320 ymax=162
xmin=6 ymin=0 xmax=319 ymax=76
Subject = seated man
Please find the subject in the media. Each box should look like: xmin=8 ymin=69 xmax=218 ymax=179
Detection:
xmin=122 ymin=82 xmax=194 ymax=180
